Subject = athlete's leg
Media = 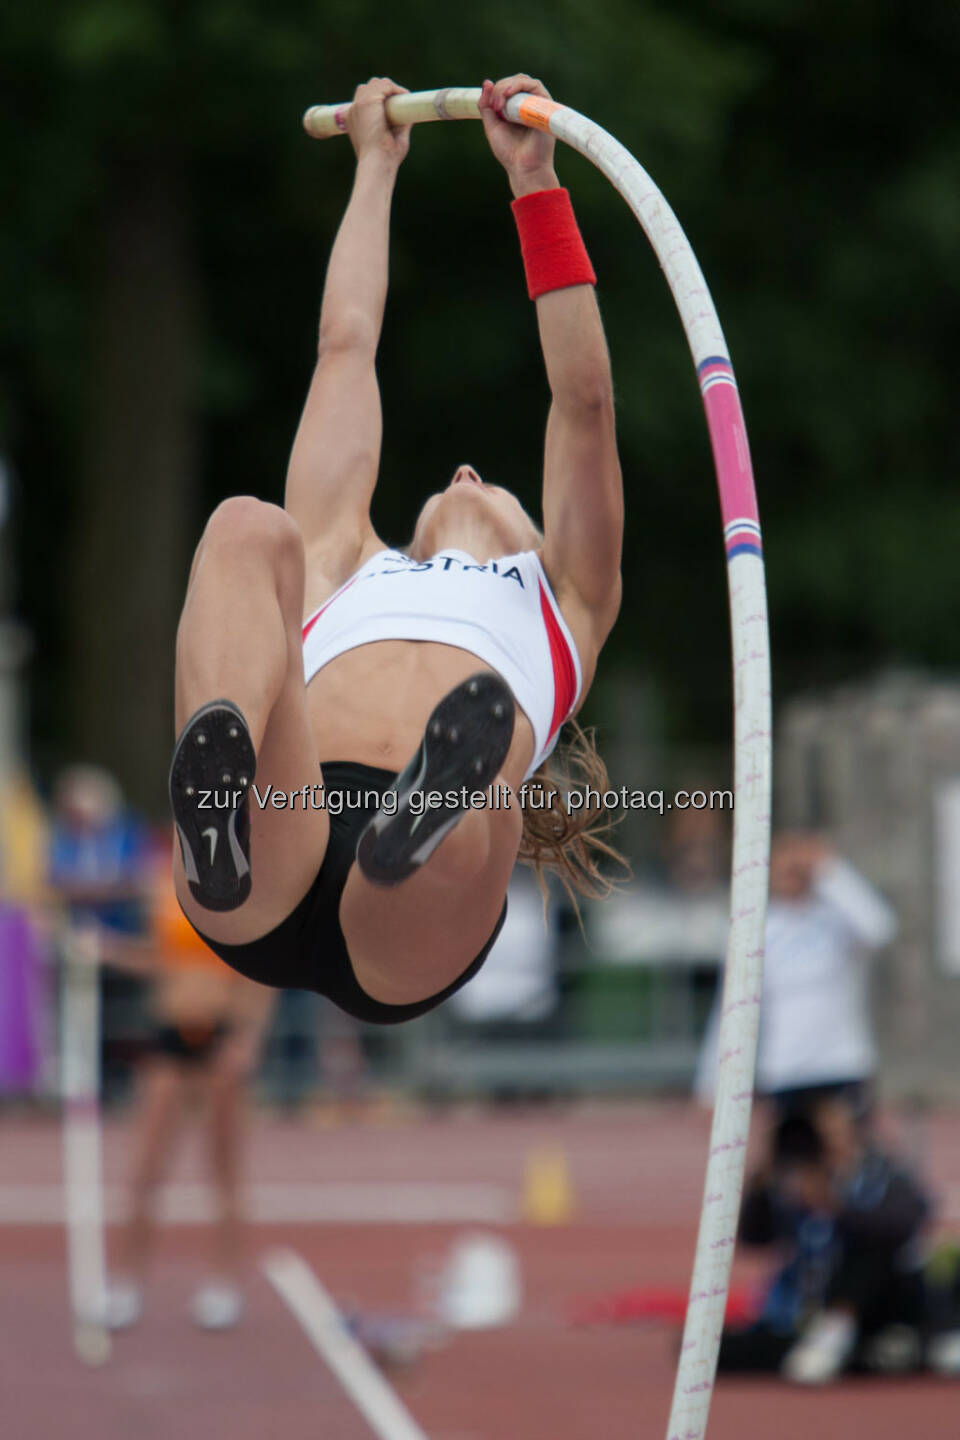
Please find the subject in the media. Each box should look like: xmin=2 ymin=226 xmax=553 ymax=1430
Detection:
xmin=176 ymin=495 xmax=303 ymax=750
xmin=112 ymin=1058 xmax=187 ymax=1286
xmin=340 ymin=673 xmax=529 ymax=1007
xmin=342 ymin=793 xmax=523 ymax=1007
xmin=173 ymin=496 xmax=330 ymax=940
xmin=202 ymin=1035 xmax=251 ymax=1290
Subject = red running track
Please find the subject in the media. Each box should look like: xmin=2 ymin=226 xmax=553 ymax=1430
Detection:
xmin=2 ymin=1099 xmax=958 ymax=1439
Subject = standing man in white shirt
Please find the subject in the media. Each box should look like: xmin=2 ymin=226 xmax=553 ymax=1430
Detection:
xmin=697 ymin=833 xmax=897 ymax=1120
xmin=757 ymin=834 xmax=897 ymax=1120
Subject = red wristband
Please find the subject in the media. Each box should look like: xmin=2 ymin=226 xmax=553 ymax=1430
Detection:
xmin=510 ymin=187 xmax=597 ymax=301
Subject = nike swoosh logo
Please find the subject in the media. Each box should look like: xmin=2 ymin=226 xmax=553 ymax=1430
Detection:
xmin=202 ymin=827 xmax=219 ymax=865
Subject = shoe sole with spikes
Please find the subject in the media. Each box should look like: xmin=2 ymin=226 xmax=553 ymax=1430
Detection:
xmin=356 ymin=672 xmax=515 ymax=886
xmin=169 ymin=699 xmax=256 ymax=912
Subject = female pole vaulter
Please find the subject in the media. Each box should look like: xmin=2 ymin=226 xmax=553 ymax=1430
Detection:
xmin=169 ymin=74 xmax=624 ymax=1024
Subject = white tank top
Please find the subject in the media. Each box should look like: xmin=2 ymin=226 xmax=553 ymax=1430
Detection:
xmin=302 ymin=548 xmax=583 ymax=780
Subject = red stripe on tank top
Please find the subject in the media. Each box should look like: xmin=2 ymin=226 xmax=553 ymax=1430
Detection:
xmin=302 ymin=574 xmax=359 ymax=643
xmin=538 ymin=579 xmax=578 ymax=742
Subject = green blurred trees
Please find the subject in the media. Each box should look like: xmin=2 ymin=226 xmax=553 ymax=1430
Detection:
xmin=1 ymin=1 xmax=957 ymax=809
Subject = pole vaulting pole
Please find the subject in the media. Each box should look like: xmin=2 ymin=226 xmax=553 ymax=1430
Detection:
xmin=304 ymin=87 xmax=772 ymax=1440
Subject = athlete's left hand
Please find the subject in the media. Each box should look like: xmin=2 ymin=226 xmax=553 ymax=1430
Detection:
xmin=479 ymin=74 xmax=558 ymax=197
xmin=346 ymin=77 xmax=412 ymax=169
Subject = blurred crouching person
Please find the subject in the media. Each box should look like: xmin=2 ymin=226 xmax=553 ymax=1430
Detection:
xmin=719 ymin=1095 xmax=931 ymax=1384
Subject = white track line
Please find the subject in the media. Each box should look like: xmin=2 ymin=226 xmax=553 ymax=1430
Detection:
xmin=263 ymin=1247 xmax=430 ymax=1440
xmin=0 ymin=1181 xmax=514 ymax=1226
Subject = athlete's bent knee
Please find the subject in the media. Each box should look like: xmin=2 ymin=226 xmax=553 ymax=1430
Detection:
xmin=202 ymin=496 xmax=304 ymax=571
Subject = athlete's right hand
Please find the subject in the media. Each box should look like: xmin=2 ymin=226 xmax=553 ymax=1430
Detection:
xmin=346 ymin=77 xmax=411 ymax=168
xmin=479 ymin=75 xmax=558 ymax=197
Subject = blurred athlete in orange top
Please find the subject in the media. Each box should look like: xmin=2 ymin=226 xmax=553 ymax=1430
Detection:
xmin=105 ymin=850 xmax=275 ymax=1331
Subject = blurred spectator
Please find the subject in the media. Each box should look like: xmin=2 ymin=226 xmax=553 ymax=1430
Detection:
xmin=104 ymin=850 xmax=275 ymax=1331
xmin=697 ymin=834 xmax=897 ymax=1118
xmin=48 ymin=765 xmax=151 ymax=1099
xmin=263 ymin=989 xmax=370 ymax=1121
xmin=48 ymin=766 xmax=149 ymax=943
xmin=718 ymin=1094 xmax=931 ymax=1384
xmin=317 ymin=1001 xmax=369 ymax=1114
xmin=262 ymin=988 xmax=324 ymax=1113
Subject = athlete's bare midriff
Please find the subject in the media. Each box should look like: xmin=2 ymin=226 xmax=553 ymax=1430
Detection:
xmin=305 ymin=637 xmax=537 ymax=789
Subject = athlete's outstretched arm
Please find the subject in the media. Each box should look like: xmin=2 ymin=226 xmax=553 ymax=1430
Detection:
xmin=285 ymin=78 xmax=411 ymax=578
xmin=535 ymin=278 xmax=623 ymax=640
xmin=480 ymin=76 xmax=623 ymax=648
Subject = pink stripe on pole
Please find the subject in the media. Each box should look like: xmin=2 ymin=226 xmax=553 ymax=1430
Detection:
xmin=702 ymin=382 xmax=758 ymax=530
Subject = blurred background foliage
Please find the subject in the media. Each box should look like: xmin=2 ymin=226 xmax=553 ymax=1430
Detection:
xmin=1 ymin=0 xmax=958 ymax=810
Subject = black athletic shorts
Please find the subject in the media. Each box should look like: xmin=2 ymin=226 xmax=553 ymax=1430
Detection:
xmin=149 ymin=1020 xmax=230 ymax=1066
xmin=189 ymin=761 xmax=507 ymax=1026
